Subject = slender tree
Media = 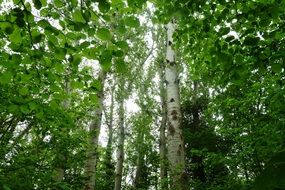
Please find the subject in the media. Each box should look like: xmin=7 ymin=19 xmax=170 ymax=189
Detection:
xmin=165 ymin=19 xmax=186 ymax=190
xmin=114 ymin=78 xmax=125 ymax=190
xmin=102 ymin=78 xmax=116 ymax=190
xmin=84 ymin=70 xmax=106 ymax=190
xmin=158 ymin=58 xmax=168 ymax=189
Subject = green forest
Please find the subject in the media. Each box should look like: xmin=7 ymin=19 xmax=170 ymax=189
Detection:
xmin=1 ymin=0 xmax=285 ymax=189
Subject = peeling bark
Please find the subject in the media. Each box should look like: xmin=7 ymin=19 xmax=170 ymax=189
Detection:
xmin=165 ymin=20 xmax=186 ymax=190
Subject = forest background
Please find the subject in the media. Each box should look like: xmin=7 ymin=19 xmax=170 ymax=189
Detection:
xmin=0 ymin=0 xmax=285 ymax=190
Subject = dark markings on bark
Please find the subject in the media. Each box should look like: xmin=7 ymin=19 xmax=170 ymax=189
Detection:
xmin=169 ymin=124 xmax=175 ymax=136
xmin=177 ymin=149 xmax=181 ymax=156
xmin=171 ymin=110 xmax=177 ymax=115
xmin=168 ymin=41 xmax=172 ymax=46
xmin=166 ymin=59 xmax=170 ymax=63
xmin=170 ymin=61 xmax=175 ymax=66
xmin=170 ymin=98 xmax=175 ymax=102
xmin=175 ymin=78 xmax=180 ymax=84
xmin=181 ymin=171 xmax=188 ymax=180
xmin=165 ymin=80 xmax=169 ymax=85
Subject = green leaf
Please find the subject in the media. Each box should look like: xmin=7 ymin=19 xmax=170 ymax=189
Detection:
xmin=8 ymin=105 xmax=18 ymax=113
xmin=16 ymin=17 xmax=25 ymax=28
xmin=13 ymin=0 xmax=20 ymax=4
xmin=73 ymin=9 xmax=85 ymax=23
xmin=38 ymin=19 xmax=50 ymax=28
xmin=100 ymin=50 xmax=112 ymax=71
xmin=125 ymin=16 xmax=140 ymax=28
xmin=89 ymin=94 xmax=98 ymax=105
xmin=96 ymin=28 xmax=112 ymax=41
xmin=115 ymin=58 xmax=127 ymax=73
xmin=1 ymin=22 xmax=14 ymax=34
xmin=20 ymin=74 xmax=33 ymax=82
xmin=9 ymin=28 xmax=22 ymax=44
xmin=32 ymin=31 xmax=43 ymax=43
xmin=225 ymin=35 xmax=235 ymax=42
xmin=117 ymin=23 xmax=126 ymax=34
xmin=28 ymin=102 xmax=37 ymax=110
xmin=71 ymin=55 xmax=82 ymax=67
xmin=116 ymin=41 xmax=129 ymax=50
xmin=243 ymin=36 xmax=259 ymax=46
xmin=40 ymin=0 xmax=47 ymax=6
xmin=0 ymin=72 xmax=13 ymax=84
xmin=54 ymin=0 xmax=64 ymax=7
xmin=35 ymin=111 xmax=44 ymax=119
xmin=55 ymin=48 xmax=66 ymax=60
xmin=113 ymin=50 xmax=124 ymax=57
xmin=3 ymin=184 xmax=12 ymax=190
xmin=90 ymin=80 xmax=102 ymax=91
xmin=98 ymin=0 xmax=110 ymax=13
xmin=235 ymin=54 xmax=243 ymax=64
xmin=33 ymin=0 xmax=42 ymax=9
xmin=20 ymin=105 xmax=31 ymax=114
xmin=54 ymin=63 xmax=65 ymax=73
xmin=71 ymin=81 xmax=84 ymax=89
xmin=220 ymin=27 xmax=230 ymax=35
xmin=82 ymin=10 xmax=91 ymax=22
xmin=19 ymin=87 xmax=29 ymax=96
xmin=51 ymin=12 xmax=60 ymax=19
xmin=271 ymin=63 xmax=282 ymax=73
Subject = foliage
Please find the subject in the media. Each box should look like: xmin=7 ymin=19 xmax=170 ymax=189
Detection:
xmin=1 ymin=0 xmax=285 ymax=189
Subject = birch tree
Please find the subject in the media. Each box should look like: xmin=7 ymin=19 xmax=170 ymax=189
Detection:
xmin=114 ymin=78 xmax=125 ymax=190
xmin=165 ymin=20 xmax=186 ymax=190
xmin=84 ymin=70 xmax=106 ymax=190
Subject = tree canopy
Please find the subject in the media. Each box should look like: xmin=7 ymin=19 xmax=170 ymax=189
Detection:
xmin=0 ymin=0 xmax=285 ymax=190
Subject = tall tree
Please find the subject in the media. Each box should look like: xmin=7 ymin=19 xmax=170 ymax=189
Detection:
xmin=84 ymin=70 xmax=106 ymax=190
xmin=114 ymin=77 xmax=125 ymax=190
xmin=101 ymin=77 xmax=115 ymax=190
xmin=165 ymin=19 xmax=186 ymax=189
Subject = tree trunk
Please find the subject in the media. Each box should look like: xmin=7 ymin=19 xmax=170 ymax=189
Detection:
xmin=84 ymin=70 xmax=106 ymax=190
xmin=103 ymin=83 xmax=115 ymax=190
xmin=133 ymin=144 xmax=144 ymax=189
xmin=158 ymin=60 xmax=168 ymax=189
xmin=114 ymin=96 xmax=125 ymax=190
xmin=165 ymin=20 xmax=186 ymax=190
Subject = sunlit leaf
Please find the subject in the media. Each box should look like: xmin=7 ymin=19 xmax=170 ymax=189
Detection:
xmin=19 ymin=87 xmax=29 ymax=96
xmin=9 ymin=28 xmax=22 ymax=44
xmin=125 ymin=16 xmax=140 ymax=28
xmin=73 ymin=9 xmax=86 ymax=23
xmin=96 ymin=28 xmax=112 ymax=41
xmin=99 ymin=0 xmax=110 ymax=13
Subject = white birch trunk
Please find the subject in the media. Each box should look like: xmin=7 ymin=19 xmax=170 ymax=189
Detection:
xmin=114 ymin=97 xmax=125 ymax=190
xmin=158 ymin=60 xmax=168 ymax=189
xmin=84 ymin=70 xmax=106 ymax=190
xmin=165 ymin=20 xmax=186 ymax=190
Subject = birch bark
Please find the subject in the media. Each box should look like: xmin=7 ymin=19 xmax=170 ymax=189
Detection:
xmin=84 ymin=70 xmax=106 ymax=190
xmin=165 ymin=20 xmax=186 ymax=190
xmin=158 ymin=60 xmax=168 ymax=189
xmin=114 ymin=96 xmax=125 ymax=190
